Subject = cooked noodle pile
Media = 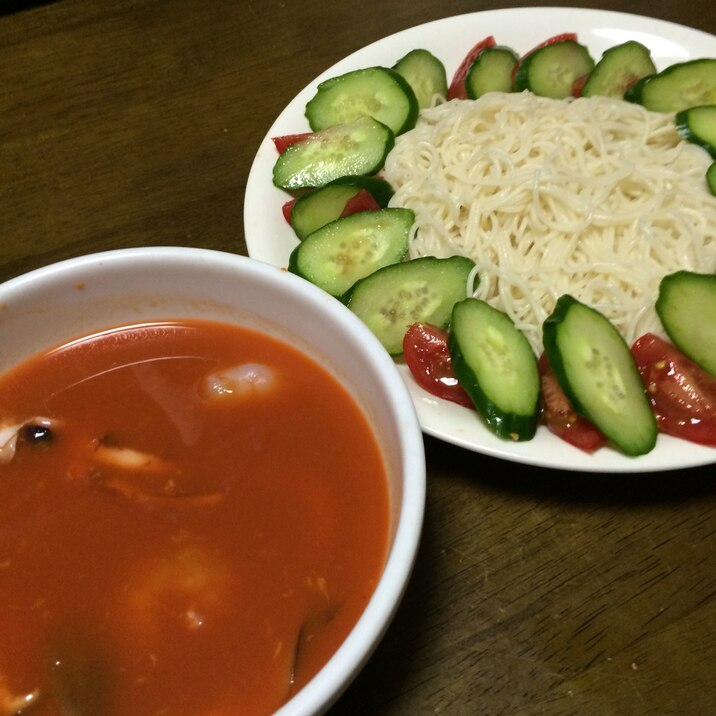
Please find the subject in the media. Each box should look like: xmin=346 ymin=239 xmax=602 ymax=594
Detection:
xmin=382 ymin=91 xmax=716 ymax=355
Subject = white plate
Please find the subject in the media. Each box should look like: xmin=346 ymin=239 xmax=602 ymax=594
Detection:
xmin=244 ymin=7 xmax=716 ymax=473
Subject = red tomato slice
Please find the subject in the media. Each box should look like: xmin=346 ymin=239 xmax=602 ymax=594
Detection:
xmin=511 ymin=32 xmax=579 ymax=83
xmin=631 ymin=333 xmax=716 ymax=446
xmin=340 ymin=189 xmax=382 ymax=217
xmin=281 ymin=198 xmax=296 ymax=224
xmin=402 ymin=323 xmax=473 ymax=408
xmin=538 ymin=353 xmax=608 ymax=453
xmin=447 ymin=35 xmax=497 ymax=100
xmin=571 ymin=73 xmax=589 ymax=97
xmin=520 ymin=31 xmax=578 ymax=58
xmin=271 ymin=132 xmax=315 ymax=153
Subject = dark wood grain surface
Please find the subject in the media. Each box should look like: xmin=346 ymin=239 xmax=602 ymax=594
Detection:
xmin=1 ymin=1 xmax=715 ymax=714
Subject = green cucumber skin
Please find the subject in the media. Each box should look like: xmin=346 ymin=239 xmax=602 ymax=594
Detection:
xmin=580 ymin=40 xmax=656 ymax=99
xmin=327 ymin=175 xmax=394 ymax=207
xmin=345 ymin=255 xmax=475 ymax=356
xmin=305 ymin=66 xmax=419 ymax=136
xmin=465 ymin=46 xmax=519 ymax=99
xmin=675 ymin=105 xmax=716 ymax=159
xmin=543 ymin=295 xmax=657 ymax=456
xmin=290 ymin=176 xmax=394 ymax=240
xmin=272 ymin=116 xmax=394 ymax=191
xmin=708 ymin=162 xmax=716 ymax=195
xmin=288 ymin=208 xmax=413 ymax=298
xmin=656 ymin=271 xmax=716 ymax=376
xmin=627 ymin=59 xmax=716 ymax=112
xmin=291 ymin=184 xmax=359 ymax=240
xmin=393 ymin=48 xmax=448 ymax=109
xmin=513 ymin=40 xmax=595 ymax=98
xmin=623 ymin=74 xmax=653 ymax=104
xmin=449 ymin=298 xmax=539 ymax=441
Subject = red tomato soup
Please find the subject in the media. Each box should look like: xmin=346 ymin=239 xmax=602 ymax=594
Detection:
xmin=0 ymin=320 xmax=390 ymax=716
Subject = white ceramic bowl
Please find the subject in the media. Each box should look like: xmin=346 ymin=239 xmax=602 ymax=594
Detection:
xmin=0 ymin=246 xmax=426 ymax=715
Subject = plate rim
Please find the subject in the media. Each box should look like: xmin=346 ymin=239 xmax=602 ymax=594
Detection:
xmin=244 ymin=7 xmax=716 ymax=473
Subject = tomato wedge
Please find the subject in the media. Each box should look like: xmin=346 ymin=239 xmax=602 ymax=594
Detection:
xmin=281 ymin=198 xmax=296 ymax=223
xmin=447 ymin=35 xmax=497 ymax=100
xmin=281 ymin=187 xmax=382 ymax=226
xmin=271 ymin=132 xmax=315 ymax=154
xmin=631 ymin=333 xmax=716 ymax=446
xmin=402 ymin=323 xmax=473 ymax=408
xmin=571 ymin=72 xmax=590 ymax=97
xmin=339 ymin=189 xmax=382 ymax=217
xmin=537 ymin=353 xmax=608 ymax=453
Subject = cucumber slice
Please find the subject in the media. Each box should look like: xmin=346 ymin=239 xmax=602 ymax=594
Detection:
xmin=513 ymin=40 xmax=595 ymax=98
xmin=272 ymin=116 xmax=394 ymax=190
xmin=627 ymin=59 xmax=716 ymax=112
xmin=291 ymin=176 xmax=394 ymax=240
xmin=288 ymin=208 xmax=412 ymax=298
xmin=449 ymin=298 xmax=540 ymax=441
xmin=708 ymin=161 xmax=716 ymax=195
xmin=580 ymin=40 xmax=656 ymax=99
xmin=305 ymin=66 xmax=419 ymax=136
xmin=623 ymin=74 xmax=654 ymax=104
xmin=345 ymin=255 xmax=475 ymax=355
xmin=465 ymin=46 xmax=519 ymax=99
xmin=393 ymin=48 xmax=448 ymax=109
xmin=328 ymin=174 xmax=394 ymax=207
xmin=656 ymin=271 xmax=716 ymax=376
xmin=675 ymin=105 xmax=716 ymax=158
xmin=543 ymin=295 xmax=657 ymax=456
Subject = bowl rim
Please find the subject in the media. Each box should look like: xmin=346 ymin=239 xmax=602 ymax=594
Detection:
xmin=0 ymin=246 xmax=427 ymax=715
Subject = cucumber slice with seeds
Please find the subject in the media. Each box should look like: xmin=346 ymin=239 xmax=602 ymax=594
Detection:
xmin=626 ymin=59 xmax=716 ymax=112
xmin=272 ymin=116 xmax=394 ymax=190
xmin=656 ymin=271 xmax=716 ymax=376
xmin=449 ymin=298 xmax=540 ymax=441
xmin=675 ymin=105 xmax=716 ymax=158
xmin=393 ymin=49 xmax=448 ymax=109
xmin=580 ymin=40 xmax=656 ymax=99
xmin=513 ymin=40 xmax=595 ymax=98
xmin=288 ymin=207 xmax=413 ymax=298
xmin=708 ymin=162 xmax=716 ymax=195
xmin=305 ymin=66 xmax=419 ymax=136
xmin=465 ymin=46 xmax=518 ymax=99
xmin=291 ymin=176 xmax=394 ymax=240
xmin=543 ymin=295 xmax=657 ymax=456
xmin=345 ymin=255 xmax=475 ymax=355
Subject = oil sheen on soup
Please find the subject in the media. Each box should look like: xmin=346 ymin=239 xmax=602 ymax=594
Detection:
xmin=0 ymin=319 xmax=390 ymax=716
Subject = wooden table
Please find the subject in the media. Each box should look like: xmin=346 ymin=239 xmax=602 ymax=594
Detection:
xmin=1 ymin=1 xmax=714 ymax=714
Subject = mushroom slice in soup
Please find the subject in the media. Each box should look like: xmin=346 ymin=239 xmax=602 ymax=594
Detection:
xmin=92 ymin=443 xmax=174 ymax=474
xmin=46 ymin=624 xmax=112 ymax=716
xmin=67 ymin=438 xmax=223 ymax=506
xmin=0 ymin=417 xmax=57 ymax=464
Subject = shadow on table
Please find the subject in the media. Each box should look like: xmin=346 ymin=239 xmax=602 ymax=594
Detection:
xmin=0 ymin=0 xmax=59 ymax=16
xmin=425 ymin=434 xmax=716 ymax=507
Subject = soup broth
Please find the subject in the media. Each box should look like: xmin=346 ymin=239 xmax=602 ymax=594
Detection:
xmin=0 ymin=319 xmax=390 ymax=715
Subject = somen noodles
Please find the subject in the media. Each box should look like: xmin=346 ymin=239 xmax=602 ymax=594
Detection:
xmin=382 ymin=91 xmax=716 ymax=354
